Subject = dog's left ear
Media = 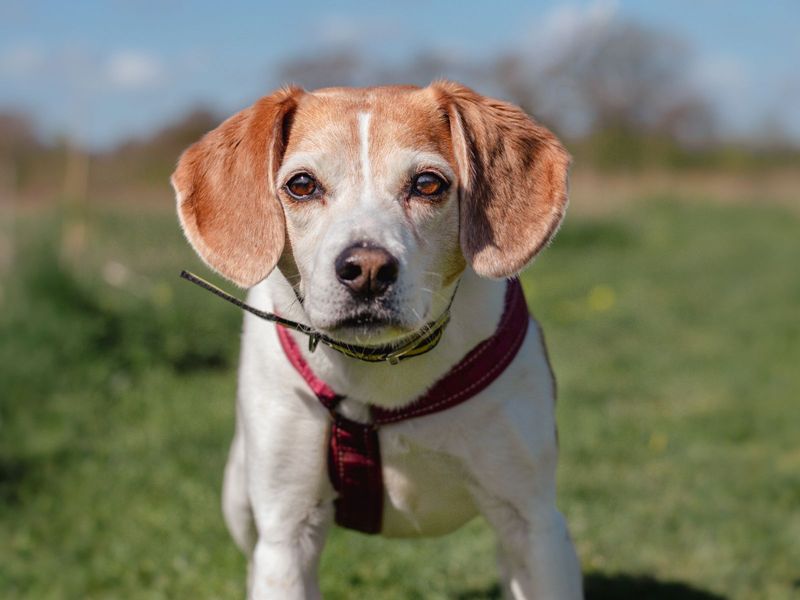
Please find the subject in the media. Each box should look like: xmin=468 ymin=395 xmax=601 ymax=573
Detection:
xmin=432 ymin=81 xmax=570 ymax=278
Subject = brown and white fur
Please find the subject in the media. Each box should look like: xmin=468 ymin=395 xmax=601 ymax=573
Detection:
xmin=172 ymin=82 xmax=583 ymax=599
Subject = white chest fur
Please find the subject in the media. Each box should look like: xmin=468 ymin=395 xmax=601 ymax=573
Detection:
xmin=379 ymin=424 xmax=479 ymax=537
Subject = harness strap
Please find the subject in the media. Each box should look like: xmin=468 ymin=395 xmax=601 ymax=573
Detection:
xmin=372 ymin=278 xmax=529 ymax=425
xmin=327 ymin=416 xmax=383 ymax=533
xmin=277 ymin=278 xmax=529 ymax=534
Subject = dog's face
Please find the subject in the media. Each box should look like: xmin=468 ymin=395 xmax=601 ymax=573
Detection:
xmin=274 ymin=89 xmax=463 ymax=343
xmin=172 ymin=83 xmax=569 ymax=345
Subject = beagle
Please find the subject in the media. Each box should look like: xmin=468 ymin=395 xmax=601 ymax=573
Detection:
xmin=172 ymin=82 xmax=583 ymax=599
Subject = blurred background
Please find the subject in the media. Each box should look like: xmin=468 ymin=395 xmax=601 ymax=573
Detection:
xmin=1 ymin=1 xmax=798 ymax=598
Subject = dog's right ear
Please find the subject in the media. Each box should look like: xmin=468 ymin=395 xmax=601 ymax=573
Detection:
xmin=171 ymin=86 xmax=304 ymax=287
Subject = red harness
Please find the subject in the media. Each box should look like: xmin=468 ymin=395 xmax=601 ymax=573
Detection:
xmin=276 ymin=278 xmax=529 ymax=534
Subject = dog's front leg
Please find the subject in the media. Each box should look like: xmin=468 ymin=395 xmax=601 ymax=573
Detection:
xmin=243 ymin=396 xmax=333 ymax=600
xmin=248 ymin=516 xmax=330 ymax=600
xmin=478 ymin=494 xmax=583 ymax=600
xmin=468 ymin=425 xmax=582 ymax=599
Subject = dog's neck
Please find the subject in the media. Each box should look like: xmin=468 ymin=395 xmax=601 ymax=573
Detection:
xmin=255 ymin=268 xmax=508 ymax=413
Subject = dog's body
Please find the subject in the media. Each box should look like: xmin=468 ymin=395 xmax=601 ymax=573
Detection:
xmin=173 ymin=83 xmax=582 ymax=599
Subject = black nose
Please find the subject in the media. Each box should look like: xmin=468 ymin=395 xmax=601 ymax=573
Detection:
xmin=335 ymin=243 xmax=399 ymax=298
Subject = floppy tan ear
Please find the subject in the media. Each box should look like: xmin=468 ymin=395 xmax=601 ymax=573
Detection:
xmin=171 ymin=86 xmax=303 ymax=287
xmin=432 ymin=81 xmax=571 ymax=278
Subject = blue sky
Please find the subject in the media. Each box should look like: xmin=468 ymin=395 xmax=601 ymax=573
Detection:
xmin=1 ymin=0 xmax=798 ymax=147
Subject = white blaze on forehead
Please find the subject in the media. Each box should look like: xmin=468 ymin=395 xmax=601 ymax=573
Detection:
xmin=358 ymin=111 xmax=372 ymax=198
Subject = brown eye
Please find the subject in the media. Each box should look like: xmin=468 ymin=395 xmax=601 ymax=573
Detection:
xmin=285 ymin=173 xmax=318 ymax=199
xmin=412 ymin=172 xmax=449 ymax=197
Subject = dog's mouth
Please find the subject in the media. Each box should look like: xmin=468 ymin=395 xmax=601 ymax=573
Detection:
xmin=315 ymin=305 xmax=421 ymax=346
xmin=321 ymin=308 xmax=421 ymax=347
xmin=335 ymin=313 xmax=400 ymax=329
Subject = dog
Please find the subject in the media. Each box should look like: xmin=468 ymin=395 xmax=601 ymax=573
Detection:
xmin=172 ymin=81 xmax=583 ymax=599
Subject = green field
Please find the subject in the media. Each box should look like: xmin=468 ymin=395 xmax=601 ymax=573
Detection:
xmin=1 ymin=197 xmax=798 ymax=599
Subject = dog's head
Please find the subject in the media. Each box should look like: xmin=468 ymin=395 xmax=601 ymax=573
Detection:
xmin=172 ymin=82 xmax=569 ymax=345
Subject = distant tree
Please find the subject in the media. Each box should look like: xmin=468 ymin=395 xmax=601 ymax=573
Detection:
xmin=0 ymin=111 xmax=40 ymax=154
xmin=0 ymin=111 xmax=63 ymax=194
xmin=278 ymin=49 xmax=367 ymax=90
xmin=532 ymin=20 xmax=716 ymax=145
xmin=89 ymin=107 xmax=220 ymax=191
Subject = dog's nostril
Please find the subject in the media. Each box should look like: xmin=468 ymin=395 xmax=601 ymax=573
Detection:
xmin=338 ymin=261 xmax=362 ymax=282
xmin=376 ymin=262 xmax=398 ymax=285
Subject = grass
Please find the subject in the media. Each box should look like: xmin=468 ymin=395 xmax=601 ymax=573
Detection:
xmin=1 ymin=196 xmax=798 ymax=599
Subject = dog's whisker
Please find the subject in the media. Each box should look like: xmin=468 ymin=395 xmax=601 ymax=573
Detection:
xmin=420 ymin=287 xmax=449 ymax=305
xmin=421 ymin=269 xmax=444 ymax=278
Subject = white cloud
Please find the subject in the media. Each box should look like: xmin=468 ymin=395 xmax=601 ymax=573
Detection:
xmin=542 ymin=0 xmax=618 ymax=41
xmin=106 ymin=51 xmax=164 ymax=90
xmin=529 ymin=0 xmax=619 ymax=66
xmin=689 ymin=54 xmax=748 ymax=97
xmin=315 ymin=15 xmax=362 ymax=46
xmin=0 ymin=42 xmax=46 ymax=76
xmin=312 ymin=15 xmax=399 ymax=48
